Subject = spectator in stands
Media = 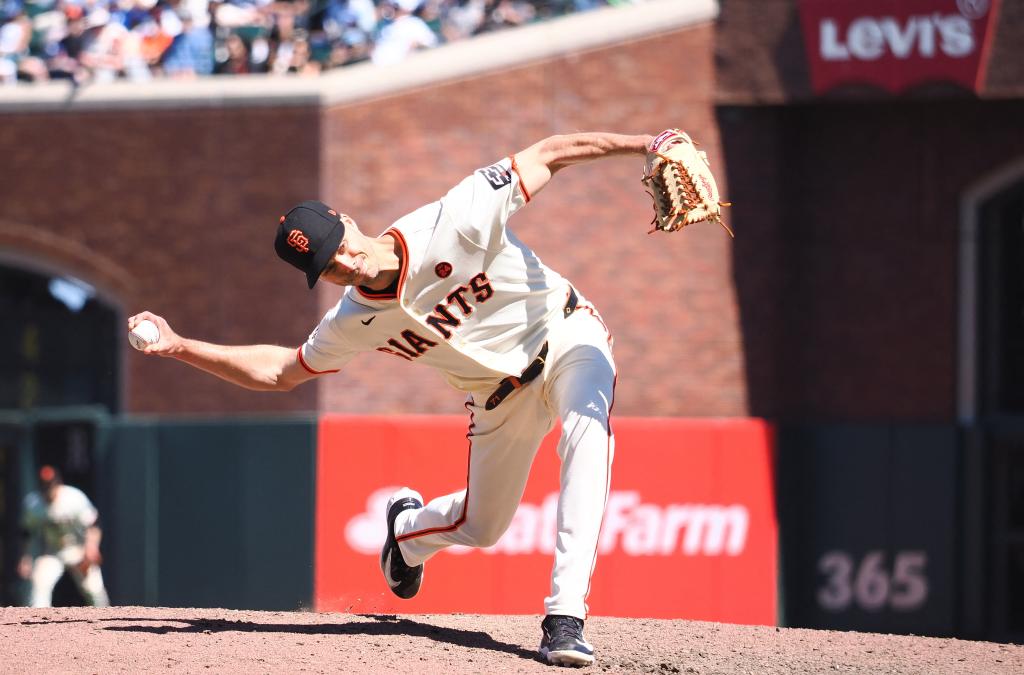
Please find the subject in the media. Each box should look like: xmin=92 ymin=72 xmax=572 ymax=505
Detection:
xmin=321 ymin=22 xmax=368 ymax=67
xmin=47 ymin=5 xmax=91 ymax=83
xmin=161 ymin=6 xmax=213 ymax=76
xmin=317 ymin=0 xmax=373 ymax=65
xmin=182 ymin=0 xmax=210 ymax=28
xmin=0 ymin=5 xmax=49 ymax=83
xmin=134 ymin=7 xmax=176 ymax=74
xmin=370 ymin=0 xmax=437 ymax=66
xmin=416 ymin=0 xmax=442 ymax=40
xmin=29 ymin=2 xmax=68 ymax=69
xmin=214 ymin=29 xmax=251 ymax=73
xmin=267 ymin=6 xmax=296 ymax=74
xmin=325 ymin=0 xmax=375 ymax=36
xmin=440 ymin=0 xmax=485 ymax=42
xmin=0 ymin=0 xmax=614 ymax=83
xmin=477 ymin=0 xmax=535 ymax=34
xmin=285 ymin=33 xmax=317 ymax=74
xmin=78 ymin=6 xmax=128 ymax=83
xmin=212 ymin=0 xmax=268 ymax=31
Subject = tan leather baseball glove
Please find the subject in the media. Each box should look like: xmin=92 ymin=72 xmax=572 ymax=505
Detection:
xmin=642 ymin=129 xmax=733 ymax=237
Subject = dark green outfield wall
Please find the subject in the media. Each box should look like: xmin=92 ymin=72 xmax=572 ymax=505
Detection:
xmin=102 ymin=418 xmax=318 ymax=609
xmin=0 ymin=411 xmax=317 ymax=610
xmin=776 ymin=424 xmax=960 ymax=636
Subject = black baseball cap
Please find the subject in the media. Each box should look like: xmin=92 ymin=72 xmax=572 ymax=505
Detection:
xmin=274 ymin=200 xmax=346 ymax=289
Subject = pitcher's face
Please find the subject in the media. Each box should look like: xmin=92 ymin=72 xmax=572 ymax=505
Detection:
xmin=319 ymin=216 xmax=378 ymax=286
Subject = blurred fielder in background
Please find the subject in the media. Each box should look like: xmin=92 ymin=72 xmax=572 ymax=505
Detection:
xmin=130 ymin=130 xmax=665 ymax=666
xmin=18 ymin=465 xmax=110 ymax=608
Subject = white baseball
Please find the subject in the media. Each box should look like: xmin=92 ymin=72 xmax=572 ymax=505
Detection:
xmin=129 ymin=319 xmax=160 ymax=351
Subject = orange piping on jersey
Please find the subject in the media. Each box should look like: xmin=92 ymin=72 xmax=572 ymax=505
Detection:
xmin=296 ymin=346 xmax=339 ymax=375
xmin=356 ymin=229 xmax=409 ymax=301
xmin=582 ymin=373 xmax=616 ymax=621
xmin=396 ymin=402 xmax=475 ymax=543
xmin=509 ymin=155 xmax=531 ymax=203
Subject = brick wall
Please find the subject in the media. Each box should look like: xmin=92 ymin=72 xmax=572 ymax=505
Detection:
xmin=0 ymin=106 xmax=321 ymax=413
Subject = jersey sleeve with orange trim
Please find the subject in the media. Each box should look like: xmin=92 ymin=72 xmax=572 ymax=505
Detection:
xmin=441 ymin=156 xmax=528 ymax=250
xmin=299 ymin=301 xmax=359 ymax=374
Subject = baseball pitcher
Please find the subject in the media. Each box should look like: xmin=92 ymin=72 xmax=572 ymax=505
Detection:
xmin=130 ymin=129 xmax=727 ymax=666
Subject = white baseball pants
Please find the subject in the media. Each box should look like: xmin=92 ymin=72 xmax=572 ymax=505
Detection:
xmin=28 ymin=547 xmax=110 ymax=608
xmin=395 ymin=300 xmax=616 ymax=620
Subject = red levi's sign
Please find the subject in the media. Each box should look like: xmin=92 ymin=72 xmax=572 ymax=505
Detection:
xmin=314 ymin=416 xmax=777 ymax=624
xmin=798 ymin=0 xmax=1001 ymax=94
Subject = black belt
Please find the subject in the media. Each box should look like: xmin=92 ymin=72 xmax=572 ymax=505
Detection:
xmin=485 ymin=287 xmax=579 ymax=411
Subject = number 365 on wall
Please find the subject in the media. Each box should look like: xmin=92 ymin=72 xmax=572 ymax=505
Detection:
xmin=817 ymin=551 xmax=929 ymax=612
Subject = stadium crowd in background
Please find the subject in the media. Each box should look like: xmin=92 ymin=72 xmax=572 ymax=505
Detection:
xmin=0 ymin=0 xmax=629 ymax=85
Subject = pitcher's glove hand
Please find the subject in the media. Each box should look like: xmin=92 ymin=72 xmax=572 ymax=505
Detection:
xmin=642 ymin=129 xmax=733 ymax=237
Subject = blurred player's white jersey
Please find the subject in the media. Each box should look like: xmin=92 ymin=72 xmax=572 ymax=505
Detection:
xmin=300 ymin=156 xmax=574 ymax=392
xmin=22 ymin=484 xmax=110 ymax=608
xmin=21 ymin=485 xmax=98 ymax=555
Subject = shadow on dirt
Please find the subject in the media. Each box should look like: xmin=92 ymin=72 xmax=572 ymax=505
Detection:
xmin=76 ymin=614 xmax=542 ymax=662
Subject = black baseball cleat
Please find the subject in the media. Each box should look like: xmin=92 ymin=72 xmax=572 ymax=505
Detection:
xmin=380 ymin=487 xmax=424 ymax=599
xmin=539 ymin=614 xmax=595 ymax=667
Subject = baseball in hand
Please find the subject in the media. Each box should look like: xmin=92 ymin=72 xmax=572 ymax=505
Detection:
xmin=129 ymin=319 xmax=160 ymax=351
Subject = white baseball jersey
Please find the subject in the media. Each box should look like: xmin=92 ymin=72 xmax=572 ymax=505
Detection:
xmin=299 ymin=156 xmax=574 ymax=393
xmin=21 ymin=485 xmax=99 ymax=555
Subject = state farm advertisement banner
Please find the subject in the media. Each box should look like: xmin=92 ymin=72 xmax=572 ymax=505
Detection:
xmin=798 ymin=0 xmax=1001 ymax=94
xmin=314 ymin=416 xmax=777 ymax=624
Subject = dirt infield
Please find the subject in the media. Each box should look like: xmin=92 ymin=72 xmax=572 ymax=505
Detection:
xmin=1 ymin=607 xmax=1022 ymax=674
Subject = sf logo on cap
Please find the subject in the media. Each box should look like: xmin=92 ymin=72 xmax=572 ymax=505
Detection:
xmin=287 ymin=229 xmax=311 ymax=253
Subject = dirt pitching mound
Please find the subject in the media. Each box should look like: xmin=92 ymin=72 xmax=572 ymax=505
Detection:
xmin=1 ymin=606 xmax=1021 ymax=674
